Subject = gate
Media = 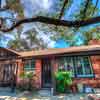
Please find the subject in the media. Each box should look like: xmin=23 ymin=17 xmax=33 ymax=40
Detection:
xmin=0 ymin=61 xmax=18 ymax=87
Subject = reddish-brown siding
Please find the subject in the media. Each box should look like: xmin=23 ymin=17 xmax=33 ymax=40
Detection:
xmin=88 ymin=40 xmax=100 ymax=87
xmin=16 ymin=59 xmax=24 ymax=84
xmin=34 ymin=59 xmax=42 ymax=88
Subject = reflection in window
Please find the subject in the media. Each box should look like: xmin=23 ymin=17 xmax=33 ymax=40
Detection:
xmin=83 ymin=57 xmax=93 ymax=75
xmin=75 ymin=57 xmax=84 ymax=75
xmin=58 ymin=57 xmax=74 ymax=76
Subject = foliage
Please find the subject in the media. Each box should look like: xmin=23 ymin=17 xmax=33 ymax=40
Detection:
xmin=7 ymin=29 xmax=48 ymax=50
xmin=18 ymin=71 xmax=34 ymax=91
xmin=80 ymin=27 xmax=100 ymax=45
xmin=20 ymin=71 xmax=33 ymax=79
xmin=74 ymin=1 xmax=99 ymax=20
xmin=55 ymin=70 xmax=72 ymax=93
xmin=6 ymin=0 xmax=24 ymax=18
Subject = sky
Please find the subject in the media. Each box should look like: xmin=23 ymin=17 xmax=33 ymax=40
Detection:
xmin=0 ymin=0 xmax=100 ymax=48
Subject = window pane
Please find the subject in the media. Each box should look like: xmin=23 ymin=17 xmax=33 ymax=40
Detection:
xmin=75 ymin=56 xmax=93 ymax=77
xmin=83 ymin=57 xmax=92 ymax=75
xmin=57 ymin=57 xmax=74 ymax=76
xmin=24 ymin=59 xmax=35 ymax=71
xmin=64 ymin=57 xmax=74 ymax=76
xmin=75 ymin=57 xmax=84 ymax=75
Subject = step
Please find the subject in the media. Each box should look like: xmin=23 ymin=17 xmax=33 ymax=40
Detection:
xmin=38 ymin=88 xmax=52 ymax=96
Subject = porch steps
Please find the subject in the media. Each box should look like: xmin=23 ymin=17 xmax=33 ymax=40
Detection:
xmin=0 ymin=87 xmax=13 ymax=93
xmin=38 ymin=88 xmax=52 ymax=96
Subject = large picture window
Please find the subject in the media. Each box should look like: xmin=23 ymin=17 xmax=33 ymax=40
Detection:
xmin=57 ymin=56 xmax=93 ymax=78
xmin=24 ymin=59 xmax=35 ymax=71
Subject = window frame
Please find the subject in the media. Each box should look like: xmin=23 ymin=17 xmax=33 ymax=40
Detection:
xmin=74 ymin=56 xmax=94 ymax=78
xmin=57 ymin=56 xmax=94 ymax=78
xmin=24 ymin=59 xmax=35 ymax=71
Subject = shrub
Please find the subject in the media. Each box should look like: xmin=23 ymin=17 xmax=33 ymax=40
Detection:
xmin=18 ymin=71 xmax=35 ymax=91
xmin=55 ymin=70 xmax=72 ymax=93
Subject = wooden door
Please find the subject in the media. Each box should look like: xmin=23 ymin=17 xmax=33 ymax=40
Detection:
xmin=42 ymin=58 xmax=52 ymax=88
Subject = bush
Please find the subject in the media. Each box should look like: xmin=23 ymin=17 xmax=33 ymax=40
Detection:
xmin=55 ymin=70 xmax=72 ymax=93
xmin=17 ymin=71 xmax=35 ymax=91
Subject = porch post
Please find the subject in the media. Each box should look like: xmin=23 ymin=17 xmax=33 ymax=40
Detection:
xmin=51 ymin=57 xmax=58 ymax=95
xmin=35 ymin=59 xmax=42 ymax=89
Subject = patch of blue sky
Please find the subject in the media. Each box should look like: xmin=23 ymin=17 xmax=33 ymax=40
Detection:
xmin=4 ymin=34 xmax=14 ymax=40
xmin=21 ymin=0 xmax=53 ymax=18
xmin=74 ymin=32 xmax=84 ymax=46
xmin=0 ymin=11 xmax=13 ymax=18
xmin=0 ymin=36 xmax=10 ymax=47
xmin=64 ymin=0 xmax=83 ymax=20
xmin=92 ymin=0 xmax=100 ymax=9
xmin=54 ymin=39 xmax=69 ymax=48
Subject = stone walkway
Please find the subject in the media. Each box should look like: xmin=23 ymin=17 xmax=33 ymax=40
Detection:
xmin=0 ymin=87 xmax=16 ymax=100
xmin=11 ymin=91 xmax=89 ymax=100
xmin=0 ymin=91 xmax=86 ymax=100
xmin=0 ymin=88 xmax=100 ymax=100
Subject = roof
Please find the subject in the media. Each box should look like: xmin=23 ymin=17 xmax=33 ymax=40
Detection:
xmin=19 ymin=45 xmax=100 ymax=57
xmin=0 ymin=47 xmax=20 ymax=56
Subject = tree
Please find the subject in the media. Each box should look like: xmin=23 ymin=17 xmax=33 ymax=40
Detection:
xmin=7 ymin=31 xmax=29 ymax=51
xmin=1 ymin=0 xmax=100 ymax=49
xmin=7 ymin=28 xmax=49 ymax=51
xmin=6 ymin=0 xmax=24 ymax=18
xmin=0 ymin=0 xmax=100 ymax=32
xmin=24 ymin=29 xmax=48 ymax=49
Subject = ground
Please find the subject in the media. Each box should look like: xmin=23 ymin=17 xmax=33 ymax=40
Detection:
xmin=0 ymin=88 xmax=100 ymax=100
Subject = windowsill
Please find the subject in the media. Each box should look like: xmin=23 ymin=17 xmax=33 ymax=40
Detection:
xmin=76 ymin=74 xmax=94 ymax=78
xmin=24 ymin=68 xmax=35 ymax=71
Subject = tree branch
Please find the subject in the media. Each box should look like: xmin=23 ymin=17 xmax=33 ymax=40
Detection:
xmin=1 ymin=16 xmax=100 ymax=32
xmin=0 ymin=0 xmax=1 ymax=8
xmin=82 ymin=0 xmax=90 ymax=19
xmin=59 ymin=0 xmax=68 ymax=19
xmin=92 ymin=0 xmax=99 ymax=16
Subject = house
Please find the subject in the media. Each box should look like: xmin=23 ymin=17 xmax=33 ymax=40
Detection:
xmin=0 ymin=40 xmax=100 ymax=90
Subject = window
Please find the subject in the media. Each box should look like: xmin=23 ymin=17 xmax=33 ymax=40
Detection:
xmin=24 ymin=59 xmax=35 ymax=71
xmin=57 ymin=56 xmax=93 ymax=78
xmin=57 ymin=57 xmax=75 ymax=77
xmin=74 ymin=56 xmax=93 ymax=77
xmin=75 ymin=57 xmax=84 ymax=75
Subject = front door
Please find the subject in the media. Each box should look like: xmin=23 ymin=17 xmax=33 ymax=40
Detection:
xmin=42 ymin=58 xmax=52 ymax=88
